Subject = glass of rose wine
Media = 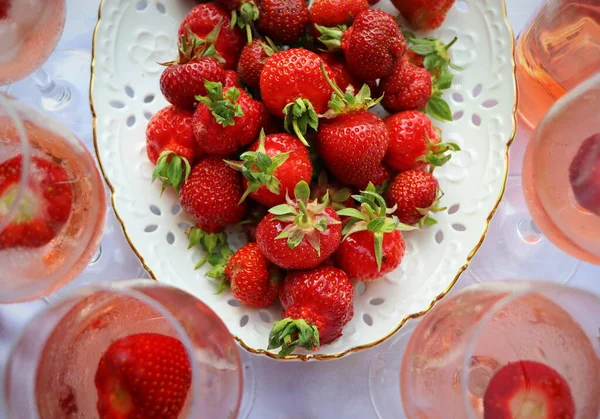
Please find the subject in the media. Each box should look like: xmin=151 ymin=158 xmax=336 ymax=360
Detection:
xmin=0 ymin=93 xmax=106 ymax=303
xmin=0 ymin=0 xmax=95 ymax=141
xmin=369 ymin=280 xmax=600 ymax=418
xmin=468 ymin=0 xmax=600 ymax=283
xmin=2 ymin=279 xmax=252 ymax=419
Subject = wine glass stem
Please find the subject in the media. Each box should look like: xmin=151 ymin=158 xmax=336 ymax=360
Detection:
xmin=31 ymin=67 xmax=72 ymax=111
xmin=517 ymin=217 xmax=543 ymax=244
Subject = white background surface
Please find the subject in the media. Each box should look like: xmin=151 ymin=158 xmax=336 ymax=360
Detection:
xmin=1 ymin=0 xmax=599 ymax=418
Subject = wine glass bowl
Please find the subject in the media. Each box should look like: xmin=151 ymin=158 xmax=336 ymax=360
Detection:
xmin=3 ymin=280 xmax=245 ymax=419
xmin=0 ymin=94 xmax=106 ymax=303
xmin=0 ymin=0 xmax=66 ymax=86
xmin=399 ymin=281 xmax=600 ymax=418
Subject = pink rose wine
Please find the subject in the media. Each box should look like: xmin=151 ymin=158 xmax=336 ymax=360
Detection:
xmin=0 ymin=95 xmax=106 ymax=302
xmin=398 ymin=281 xmax=600 ymax=419
xmin=522 ymin=72 xmax=600 ymax=265
xmin=0 ymin=0 xmax=66 ymax=85
xmin=3 ymin=281 xmax=245 ymax=418
xmin=516 ymin=0 xmax=600 ymax=129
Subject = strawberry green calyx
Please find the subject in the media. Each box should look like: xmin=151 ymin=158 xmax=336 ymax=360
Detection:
xmin=230 ymin=1 xmax=260 ymax=44
xmin=338 ymin=183 xmax=415 ymax=271
xmin=320 ymin=62 xmax=382 ymax=117
xmin=314 ymin=24 xmax=346 ymax=52
xmin=196 ymin=81 xmax=244 ymax=127
xmin=163 ymin=21 xmax=227 ymax=66
xmin=187 ymin=226 xmax=234 ymax=294
xmin=404 ymin=32 xmax=462 ymax=122
xmin=416 ymin=129 xmax=461 ymax=168
xmin=152 ymin=150 xmax=192 ymax=193
xmin=417 ymin=188 xmax=446 ymax=229
xmin=311 ymin=171 xmax=351 ymax=211
xmin=268 ymin=317 xmax=319 ymax=358
xmin=225 ymin=130 xmax=290 ymax=203
xmin=269 ymin=181 xmax=340 ymax=256
xmin=283 ymin=98 xmax=319 ymax=147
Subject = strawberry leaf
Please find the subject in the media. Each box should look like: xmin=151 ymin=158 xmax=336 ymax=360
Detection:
xmin=152 ymin=150 xmax=191 ymax=193
xmin=426 ymin=96 xmax=453 ymax=122
xmin=283 ymin=99 xmax=318 ymax=146
xmin=337 ymin=208 xmax=367 ymax=220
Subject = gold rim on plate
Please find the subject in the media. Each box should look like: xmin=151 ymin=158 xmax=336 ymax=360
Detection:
xmin=89 ymin=0 xmax=518 ymax=361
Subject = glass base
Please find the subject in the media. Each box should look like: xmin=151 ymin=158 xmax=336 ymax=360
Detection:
xmin=468 ymin=176 xmax=579 ymax=284
xmin=368 ymin=323 xmax=416 ymax=419
xmin=239 ymin=357 xmax=256 ymax=419
xmin=7 ymin=49 xmax=94 ymax=147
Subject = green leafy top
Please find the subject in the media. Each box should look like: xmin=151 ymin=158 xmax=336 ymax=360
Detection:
xmin=162 ymin=20 xmax=226 ymax=66
xmin=311 ymin=171 xmax=351 ymax=211
xmin=337 ymin=183 xmax=416 ymax=271
xmin=187 ymin=225 xmax=234 ymax=294
xmin=268 ymin=181 xmax=340 ymax=256
xmin=283 ymin=98 xmax=319 ymax=147
xmin=195 ymin=81 xmax=244 ymax=127
xmin=152 ymin=150 xmax=192 ymax=194
xmin=319 ymin=62 xmax=382 ymax=118
xmin=314 ymin=24 xmax=346 ymax=52
xmin=404 ymin=32 xmax=462 ymax=122
xmin=416 ymin=128 xmax=461 ymax=169
xmin=268 ymin=317 xmax=319 ymax=358
xmin=416 ymin=188 xmax=446 ymax=229
xmin=230 ymin=1 xmax=260 ymax=44
xmin=225 ymin=129 xmax=290 ymax=203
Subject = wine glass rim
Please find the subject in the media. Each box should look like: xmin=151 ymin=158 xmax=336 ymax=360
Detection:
xmin=3 ymin=279 xmax=243 ymax=419
xmin=0 ymin=93 xmax=32 ymax=236
xmin=459 ymin=279 xmax=600 ymax=418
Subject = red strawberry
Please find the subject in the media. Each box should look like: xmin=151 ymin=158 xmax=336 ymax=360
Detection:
xmin=316 ymin=69 xmax=389 ymax=187
xmin=268 ymin=265 xmax=354 ymax=356
xmin=226 ymin=130 xmax=313 ymax=207
xmin=405 ymin=49 xmax=425 ymax=68
xmin=0 ymin=0 xmax=9 ymax=19
xmin=309 ymin=0 xmax=369 ymax=27
xmin=259 ymin=48 xmax=335 ymax=145
xmin=569 ymin=133 xmax=600 ymax=216
xmin=392 ymin=0 xmax=455 ymax=31
xmin=193 ymin=81 xmax=266 ymax=155
xmin=318 ymin=52 xmax=376 ymax=94
xmin=223 ymin=69 xmax=241 ymax=88
xmin=483 ymin=360 xmax=575 ymax=419
xmin=224 ymin=242 xmax=283 ymax=307
xmin=317 ymin=9 xmax=407 ymax=80
xmin=357 ymin=163 xmax=391 ymax=192
xmin=0 ymin=156 xmax=73 ymax=250
xmin=219 ymin=0 xmax=261 ymax=44
xmin=256 ymin=181 xmax=342 ymax=269
xmin=334 ymin=185 xmax=412 ymax=280
xmin=178 ymin=3 xmax=245 ymax=69
xmin=146 ymin=106 xmax=203 ymax=192
xmin=159 ymin=37 xmax=225 ymax=110
xmin=386 ymin=169 xmax=444 ymax=227
xmin=379 ymin=60 xmax=431 ymax=112
xmin=256 ymin=0 xmax=309 ymax=45
xmin=180 ymin=156 xmax=248 ymax=232
xmin=237 ymin=38 xmax=277 ymax=89
xmin=384 ymin=110 xmax=459 ymax=172
xmin=95 ymin=333 xmax=191 ymax=419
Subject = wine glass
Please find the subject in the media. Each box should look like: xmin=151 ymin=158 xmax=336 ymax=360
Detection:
xmin=2 ymin=279 xmax=254 ymax=419
xmin=468 ymin=73 xmax=600 ymax=284
xmin=369 ymin=280 xmax=600 ymax=418
xmin=468 ymin=1 xmax=600 ymax=284
xmin=0 ymin=0 xmax=93 ymax=141
xmin=0 ymin=93 xmax=106 ymax=303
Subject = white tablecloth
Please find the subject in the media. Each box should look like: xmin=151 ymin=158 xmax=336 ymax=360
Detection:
xmin=2 ymin=1 xmax=598 ymax=418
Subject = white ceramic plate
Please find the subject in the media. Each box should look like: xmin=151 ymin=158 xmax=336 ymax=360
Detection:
xmin=91 ymin=0 xmax=516 ymax=360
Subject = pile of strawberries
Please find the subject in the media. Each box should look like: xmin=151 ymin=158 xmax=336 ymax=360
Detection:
xmin=146 ymin=0 xmax=460 ymax=357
